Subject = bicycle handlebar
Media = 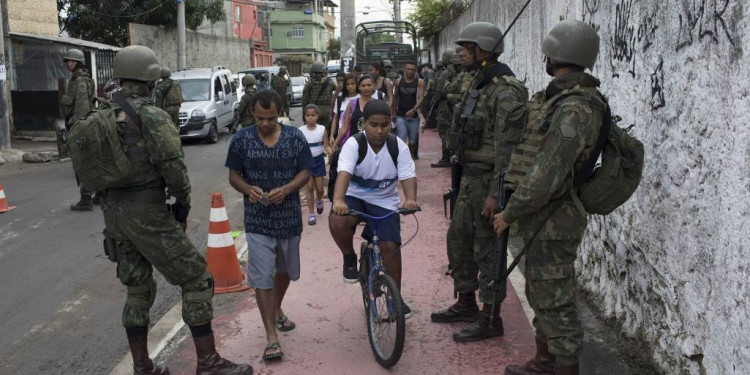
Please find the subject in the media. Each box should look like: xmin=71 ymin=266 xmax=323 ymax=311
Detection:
xmin=344 ymin=207 xmax=421 ymax=220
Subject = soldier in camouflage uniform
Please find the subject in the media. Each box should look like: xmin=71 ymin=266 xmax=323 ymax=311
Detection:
xmin=302 ymin=62 xmax=335 ymax=132
xmin=383 ymin=59 xmax=400 ymax=83
xmin=62 ymin=48 xmax=97 ymax=211
xmin=495 ymin=21 xmax=604 ymax=375
xmin=99 ymin=45 xmax=252 ymax=375
xmin=429 ymin=49 xmax=459 ymax=168
xmin=430 ymin=22 xmax=528 ymax=343
xmin=237 ymin=74 xmax=257 ymax=128
xmin=271 ymin=66 xmax=291 ymax=119
xmin=154 ymin=67 xmax=183 ymax=130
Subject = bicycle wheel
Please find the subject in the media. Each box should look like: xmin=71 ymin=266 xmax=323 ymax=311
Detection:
xmin=366 ymin=273 xmax=405 ymax=368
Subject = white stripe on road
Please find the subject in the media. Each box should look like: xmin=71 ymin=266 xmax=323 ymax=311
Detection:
xmin=209 ymin=207 xmax=228 ymax=223
xmin=108 ymin=240 xmax=248 ymax=375
xmin=207 ymin=233 xmax=234 ymax=248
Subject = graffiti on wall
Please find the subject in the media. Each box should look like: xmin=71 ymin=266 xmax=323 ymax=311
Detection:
xmin=676 ymin=0 xmax=737 ymax=52
xmin=650 ymin=58 xmax=666 ymax=111
xmin=637 ymin=6 xmax=659 ymax=52
xmin=609 ymin=0 xmax=636 ymax=78
xmin=581 ymin=0 xmax=602 ymax=32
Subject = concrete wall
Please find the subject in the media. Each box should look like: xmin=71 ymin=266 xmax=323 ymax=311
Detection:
xmin=436 ymin=1 xmax=748 ymax=374
xmin=7 ymin=0 xmax=58 ymax=35
xmin=129 ymin=23 xmax=254 ymax=73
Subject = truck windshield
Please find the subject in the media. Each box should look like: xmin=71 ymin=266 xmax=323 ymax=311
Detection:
xmin=177 ymin=79 xmax=210 ymax=102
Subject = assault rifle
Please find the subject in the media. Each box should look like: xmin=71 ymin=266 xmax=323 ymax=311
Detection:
xmin=488 ymin=171 xmax=512 ymax=329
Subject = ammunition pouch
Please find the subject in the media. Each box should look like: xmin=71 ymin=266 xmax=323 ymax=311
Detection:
xmin=103 ymin=229 xmax=118 ymax=263
xmin=61 ymin=94 xmax=74 ymax=106
xmin=462 ymin=114 xmax=484 ymax=150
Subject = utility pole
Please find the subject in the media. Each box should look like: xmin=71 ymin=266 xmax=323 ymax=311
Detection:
xmin=177 ymin=0 xmax=187 ymax=70
xmin=0 ymin=1 xmax=9 ymax=149
xmin=392 ymin=0 xmax=402 ymax=43
xmin=340 ymin=0 xmax=355 ymax=72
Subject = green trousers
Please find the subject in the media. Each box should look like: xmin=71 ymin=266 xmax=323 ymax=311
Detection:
xmin=100 ymin=188 xmax=214 ymax=328
xmin=446 ymin=171 xmax=506 ymax=304
xmin=524 ymin=238 xmax=582 ymax=365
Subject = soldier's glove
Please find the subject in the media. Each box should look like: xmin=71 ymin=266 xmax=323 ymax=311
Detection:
xmin=172 ymin=202 xmax=191 ymax=225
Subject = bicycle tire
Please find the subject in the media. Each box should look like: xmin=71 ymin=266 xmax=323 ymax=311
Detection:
xmin=366 ymin=273 xmax=405 ymax=368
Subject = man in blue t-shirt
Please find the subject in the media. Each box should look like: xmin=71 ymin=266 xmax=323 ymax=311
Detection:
xmin=225 ymin=89 xmax=313 ymax=361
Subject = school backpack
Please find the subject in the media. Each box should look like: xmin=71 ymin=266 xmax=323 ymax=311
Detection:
xmin=67 ymin=95 xmax=141 ymax=192
xmin=327 ymin=132 xmax=399 ymax=201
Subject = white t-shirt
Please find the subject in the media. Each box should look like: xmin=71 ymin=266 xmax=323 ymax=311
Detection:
xmin=299 ymin=124 xmax=325 ymax=157
xmin=337 ymin=134 xmax=416 ymax=210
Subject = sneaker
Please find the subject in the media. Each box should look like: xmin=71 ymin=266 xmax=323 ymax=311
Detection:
xmin=403 ymin=302 xmax=412 ymax=320
xmin=343 ymin=255 xmax=358 ymax=284
xmin=315 ymin=200 xmax=324 ymax=214
xmin=308 ymin=214 xmax=317 ymax=225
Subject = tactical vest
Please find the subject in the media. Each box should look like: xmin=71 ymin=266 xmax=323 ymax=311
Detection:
xmin=111 ymin=98 xmax=164 ymax=189
xmin=164 ymin=80 xmax=183 ymax=107
xmin=311 ymin=78 xmax=333 ymax=109
xmin=461 ymin=75 xmax=528 ymax=167
xmin=505 ymin=86 xmax=606 ymax=191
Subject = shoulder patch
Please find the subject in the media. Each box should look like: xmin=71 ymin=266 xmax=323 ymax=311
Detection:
xmin=496 ymin=92 xmax=519 ymax=102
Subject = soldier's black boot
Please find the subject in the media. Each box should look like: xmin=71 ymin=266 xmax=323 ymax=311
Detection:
xmin=70 ymin=194 xmax=93 ymax=211
xmin=553 ymin=363 xmax=579 ymax=375
xmin=452 ymin=304 xmax=503 ymax=342
xmin=431 ymin=292 xmax=479 ymax=323
xmin=504 ymin=333 xmax=555 ymax=375
xmin=193 ymin=329 xmax=253 ymax=375
xmin=431 ymin=150 xmax=451 ymax=168
xmin=128 ymin=334 xmax=170 ymax=375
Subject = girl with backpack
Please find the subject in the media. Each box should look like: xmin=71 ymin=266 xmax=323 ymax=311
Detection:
xmin=330 ymin=73 xmax=359 ymax=147
xmin=334 ymin=75 xmax=386 ymax=148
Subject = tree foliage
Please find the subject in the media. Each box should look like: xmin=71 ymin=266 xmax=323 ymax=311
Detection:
xmin=58 ymin=0 xmax=226 ymax=47
xmin=327 ymin=38 xmax=341 ymax=60
xmin=408 ymin=0 xmax=453 ymax=39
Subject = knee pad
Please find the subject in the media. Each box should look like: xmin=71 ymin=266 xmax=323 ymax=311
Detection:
xmin=126 ymin=278 xmax=157 ymax=310
xmin=181 ymin=271 xmax=214 ymax=325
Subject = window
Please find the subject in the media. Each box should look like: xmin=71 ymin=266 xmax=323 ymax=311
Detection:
xmin=235 ymin=6 xmax=241 ymax=22
xmin=291 ymin=27 xmax=304 ymax=38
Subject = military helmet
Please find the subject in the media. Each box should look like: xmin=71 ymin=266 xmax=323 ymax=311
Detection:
xmin=436 ymin=59 xmax=445 ymax=68
xmin=542 ymin=20 xmax=599 ymax=69
xmin=441 ymin=50 xmax=455 ymax=63
xmin=160 ymin=67 xmax=171 ymax=78
xmin=279 ymin=66 xmax=287 ymax=73
xmin=383 ymin=59 xmax=394 ymax=68
xmin=242 ymin=74 xmax=256 ymax=86
xmin=113 ymin=45 xmax=161 ymax=82
xmin=63 ymin=48 xmax=85 ymax=64
xmin=311 ymin=62 xmax=326 ymax=74
xmin=455 ymin=22 xmax=504 ymax=54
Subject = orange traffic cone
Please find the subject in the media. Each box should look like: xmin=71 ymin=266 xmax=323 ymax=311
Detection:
xmin=0 ymin=182 xmax=16 ymax=213
xmin=206 ymin=192 xmax=250 ymax=294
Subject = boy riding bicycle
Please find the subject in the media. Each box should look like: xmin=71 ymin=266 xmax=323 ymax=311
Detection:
xmin=329 ymin=99 xmax=419 ymax=317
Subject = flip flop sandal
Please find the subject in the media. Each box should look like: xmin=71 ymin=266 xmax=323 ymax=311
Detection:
xmin=275 ymin=315 xmax=296 ymax=332
xmin=262 ymin=342 xmax=283 ymax=361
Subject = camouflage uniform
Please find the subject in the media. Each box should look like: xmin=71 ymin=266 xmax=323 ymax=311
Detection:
xmin=154 ymin=78 xmax=183 ymax=129
xmin=63 ymin=70 xmax=96 ymax=199
xmin=98 ymin=85 xmax=214 ymax=329
xmin=434 ymin=64 xmax=457 ymax=156
xmin=271 ymin=73 xmax=289 ymax=116
xmin=447 ymin=63 xmax=528 ymax=306
xmin=237 ymin=87 xmax=257 ymax=128
xmin=502 ymin=72 xmax=605 ymax=365
xmin=302 ymin=73 xmax=335 ymax=130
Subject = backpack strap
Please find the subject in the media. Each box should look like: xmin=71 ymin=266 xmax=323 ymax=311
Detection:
xmin=112 ymin=92 xmax=143 ymax=129
xmin=353 ymin=132 xmax=399 ymax=167
xmin=574 ymin=95 xmax=611 ymax=187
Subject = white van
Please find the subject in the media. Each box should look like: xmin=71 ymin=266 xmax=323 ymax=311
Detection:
xmin=173 ymin=67 xmax=238 ymax=143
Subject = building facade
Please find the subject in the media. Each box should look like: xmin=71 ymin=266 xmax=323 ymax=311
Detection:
xmin=267 ymin=0 xmax=336 ymax=66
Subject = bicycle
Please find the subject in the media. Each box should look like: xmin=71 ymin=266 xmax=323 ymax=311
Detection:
xmin=344 ymin=207 xmax=420 ymax=368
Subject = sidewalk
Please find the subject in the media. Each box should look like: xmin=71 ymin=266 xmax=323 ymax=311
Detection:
xmin=153 ymin=131 xmax=536 ymax=374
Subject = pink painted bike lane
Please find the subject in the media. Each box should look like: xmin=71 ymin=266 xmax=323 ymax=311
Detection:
xmin=160 ymin=131 xmax=534 ymax=374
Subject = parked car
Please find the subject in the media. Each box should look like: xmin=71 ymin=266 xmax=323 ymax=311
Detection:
xmin=290 ymin=76 xmax=307 ymax=106
xmin=173 ymin=67 xmax=238 ymax=143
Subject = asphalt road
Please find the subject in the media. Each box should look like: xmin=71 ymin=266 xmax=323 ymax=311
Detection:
xmin=0 ymin=109 xmax=305 ymax=374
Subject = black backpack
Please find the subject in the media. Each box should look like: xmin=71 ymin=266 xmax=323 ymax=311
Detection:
xmin=327 ymin=132 xmax=399 ymax=201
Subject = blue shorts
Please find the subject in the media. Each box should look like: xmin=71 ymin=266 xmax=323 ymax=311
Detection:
xmin=310 ymin=154 xmax=326 ymax=177
xmin=345 ymin=195 xmax=401 ymax=244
